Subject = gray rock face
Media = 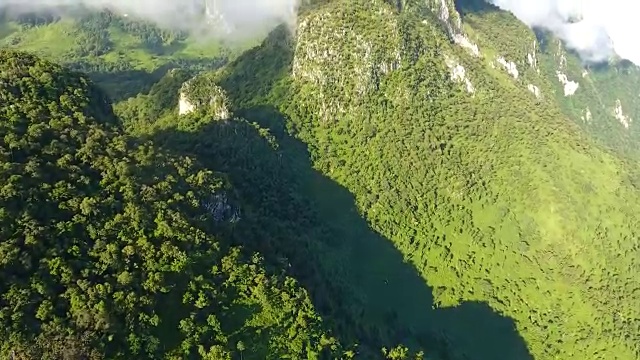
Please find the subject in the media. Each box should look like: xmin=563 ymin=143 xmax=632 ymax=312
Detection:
xmin=178 ymin=74 xmax=231 ymax=120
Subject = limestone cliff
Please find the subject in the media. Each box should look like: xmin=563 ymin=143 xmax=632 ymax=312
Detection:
xmin=292 ymin=1 xmax=402 ymax=122
xmin=178 ymin=73 xmax=231 ymax=120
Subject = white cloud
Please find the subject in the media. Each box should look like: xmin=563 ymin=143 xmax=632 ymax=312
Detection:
xmin=0 ymin=0 xmax=299 ymax=39
xmin=488 ymin=0 xmax=640 ymax=65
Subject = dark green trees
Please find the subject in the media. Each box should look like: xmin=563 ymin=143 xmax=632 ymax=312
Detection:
xmin=2 ymin=0 xmax=640 ymax=358
xmin=0 ymin=51 xmax=343 ymax=359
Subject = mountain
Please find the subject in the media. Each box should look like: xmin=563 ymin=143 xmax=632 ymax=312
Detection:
xmin=451 ymin=0 xmax=640 ymax=160
xmin=0 ymin=51 xmax=356 ymax=359
xmin=210 ymin=0 xmax=640 ymax=359
xmin=1 ymin=0 xmax=640 ymax=359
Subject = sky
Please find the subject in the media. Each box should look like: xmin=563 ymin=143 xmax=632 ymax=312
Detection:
xmin=0 ymin=0 xmax=300 ymax=40
xmin=487 ymin=0 xmax=640 ymax=65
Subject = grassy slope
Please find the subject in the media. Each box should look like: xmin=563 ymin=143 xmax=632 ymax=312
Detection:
xmin=1 ymin=19 xmax=79 ymax=58
xmin=0 ymin=20 xmax=221 ymax=65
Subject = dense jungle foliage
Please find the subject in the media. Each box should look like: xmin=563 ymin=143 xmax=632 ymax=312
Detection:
xmin=0 ymin=50 xmax=369 ymax=360
xmin=452 ymin=0 xmax=640 ymax=160
xmin=1 ymin=0 xmax=639 ymax=359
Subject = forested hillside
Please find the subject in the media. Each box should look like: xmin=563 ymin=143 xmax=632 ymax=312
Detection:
xmin=1 ymin=0 xmax=640 ymax=360
xmin=0 ymin=50 xmax=364 ymax=359
xmin=210 ymin=1 xmax=640 ymax=359
xmin=453 ymin=0 xmax=640 ymax=160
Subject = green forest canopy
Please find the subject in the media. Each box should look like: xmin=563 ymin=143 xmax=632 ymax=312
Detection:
xmin=0 ymin=50 xmax=355 ymax=360
xmin=1 ymin=1 xmax=640 ymax=359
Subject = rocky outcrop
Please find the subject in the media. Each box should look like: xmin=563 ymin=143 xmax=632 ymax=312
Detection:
xmin=426 ymin=0 xmax=462 ymax=34
xmin=556 ymin=72 xmax=579 ymax=96
xmin=202 ymin=192 xmax=241 ymax=223
xmin=496 ymin=56 xmax=519 ymax=79
xmin=613 ymin=99 xmax=631 ymax=129
xmin=581 ymin=107 xmax=592 ymax=122
xmin=527 ymin=40 xmax=538 ymax=70
xmin=453 ymin=34 xmax=480 ymax=57
xmin=527 ymin=84 xmax=540 ymax=98
xmin=445 ymin=55 xmax=475 ymax=93
xmin=178 ymin=73 xmax=231 ymax=120
xmin=178 ymin=92 xmax=197 ymax=115
xmin=292 ymin=2 xmax=402 ymax=122
xmin=426 ymin=0 xmax=481 ymax=57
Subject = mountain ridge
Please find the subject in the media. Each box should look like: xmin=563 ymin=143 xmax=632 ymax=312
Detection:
xmin=208 ymin=1 xmax=640 ymax=358
xmin=1 ymin=1 xmax=639 ymax=359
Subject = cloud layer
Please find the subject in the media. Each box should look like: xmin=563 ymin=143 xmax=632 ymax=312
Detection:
xmin=0 ymin=0 xmax=299 ymax=40
xmin=487 ymin=0 xmax=640 ymax=65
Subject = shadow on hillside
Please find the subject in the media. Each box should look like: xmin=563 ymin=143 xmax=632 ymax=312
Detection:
xmin=147 ymin=24 xmax=533 ymax=359
xmin=73 ymin=57 xmax=227 ymax=102
xmin=140 ymin=39 xmax=189 ymax=56
xmin=86 ymin=68 xmax=168 ymax=101
xmin=454 ymin=0 xmax=501 ymax=17
xmin=149 ymin=113 xmax=533 ymax=360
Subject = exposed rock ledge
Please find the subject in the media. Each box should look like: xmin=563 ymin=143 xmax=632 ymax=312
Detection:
xmin=178 ymin=74 xmax=231 ymax=120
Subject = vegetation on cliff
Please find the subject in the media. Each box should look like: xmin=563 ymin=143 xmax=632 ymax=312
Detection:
xmin=0 ymin=51 xmax=354 ymax=360
xmin=1 ymin=0 xmax=640 ymax=359
xmin=211 ymin=1 xmax=640 ymax=359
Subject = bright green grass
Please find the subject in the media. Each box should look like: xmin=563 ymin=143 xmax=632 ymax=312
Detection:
xmin=0 ymin=20 xmax=79 ymax=60
xmin=2 ymin=19 xmax=260 ymax=72
xmin=176 ymin=37 xmax=224 ymax=58
xmin=1 ymin=18 xmax=264 ymax=103
xmin=102 ymin=24 xmax=263 ymax=67
xmin=100 ymin=25 xmax=165 ymax=70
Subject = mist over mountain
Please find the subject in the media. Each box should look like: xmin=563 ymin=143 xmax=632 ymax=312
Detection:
xmin=488 ymin=0 xmax=640 ymax=65
xmin=0 ymin=0 xmax=299 ymax=39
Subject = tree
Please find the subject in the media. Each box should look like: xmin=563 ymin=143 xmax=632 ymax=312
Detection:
xmin=236 ymin=341 xmax=246 ymax=360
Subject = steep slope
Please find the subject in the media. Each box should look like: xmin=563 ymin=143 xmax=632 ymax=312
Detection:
xmin=211 ymin=1 xmax=640 ymax=359
xmin=4 ymin=1 xmax=640 ymax=359
xmin=452 ymin=0 xmax=640 ymax=159
xmin=142 ymin=67 xmax=452 ymax=360
xmin=0 ymin=50 xmax=350 ymax=360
